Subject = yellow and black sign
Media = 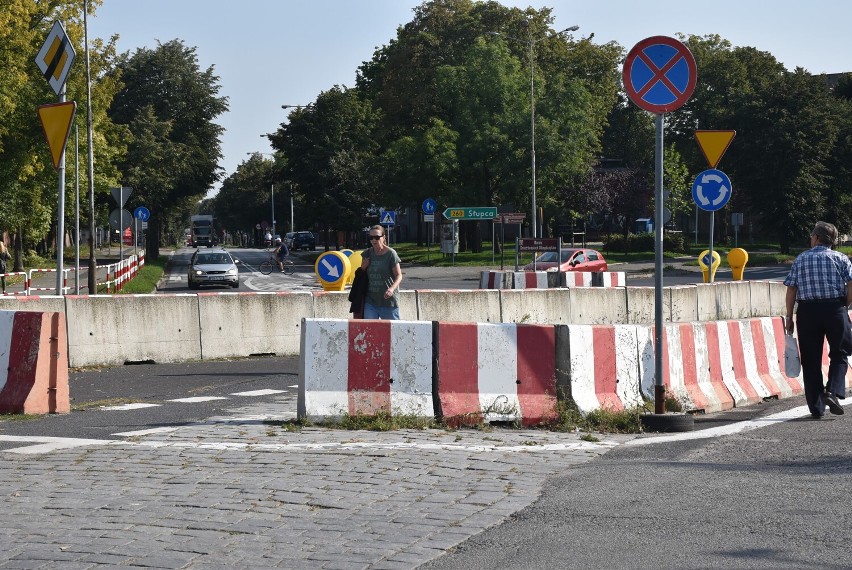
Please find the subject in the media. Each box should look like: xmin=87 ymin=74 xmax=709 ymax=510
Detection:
xmin=35 ymin=20 xmax=77 ymax=96
xmin=694 ymin=130 xmax=736 ymax=169
xmin=37 ymin=101 xmax=76 ymax=170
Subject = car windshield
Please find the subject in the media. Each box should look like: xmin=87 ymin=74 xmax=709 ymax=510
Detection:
xmin=535 ymin=250 xmax=579 ymax=263
xmin=196 ymin=253 xmax=231 ymax=265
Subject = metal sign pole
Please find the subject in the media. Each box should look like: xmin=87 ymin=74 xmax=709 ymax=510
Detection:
xmin=654 ymin=113 xmax=665 ymax=414
xmin=708 ymin=212 xmax=715 ymax=283
xmin=56 ymin=84 xmax=66 ymax=297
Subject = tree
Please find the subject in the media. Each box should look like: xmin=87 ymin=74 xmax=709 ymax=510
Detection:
xmin=109 ymin=39 xmax=228 ymax=258
xmin=269 ymin=87 xmax=380 ymax=247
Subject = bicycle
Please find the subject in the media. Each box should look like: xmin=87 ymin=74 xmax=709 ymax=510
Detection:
xmin=260 ymin=254 xmax=295 ymax=275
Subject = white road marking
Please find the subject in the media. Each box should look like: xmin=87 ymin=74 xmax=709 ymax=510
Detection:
xmin=112 ymin=427 xmax=179 ymax=437
xmin=231 ymin=389 xmax=287 ymax=397
xmin=168 ymin=396 xmax=229 ymax=403
xmin=627 ymin=400 xmax=849 ymax=446
xmin=0 ymin=436 xmax=107 ymax=454
xmin=101 ymin=403 xmax=161 ymax=411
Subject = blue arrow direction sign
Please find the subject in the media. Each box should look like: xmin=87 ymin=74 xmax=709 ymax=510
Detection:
xmin=315 ymin=251 xmax=348 ymax=284
xmin=692 ymin=169 xmax=732 ymax=212
xmin=133 ymin=206 xmax=151 ymax=221
xmin=422 ymin=198 xmax=437 ymax=214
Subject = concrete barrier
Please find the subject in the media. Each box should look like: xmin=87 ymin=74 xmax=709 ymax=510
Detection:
xmin=565 ymin=324 xmax=644 ymax=414
xmin=568 ymin=287 xmax=628 ymax=324
xmin=512 ymin=271 xmax=548 ymax=289
xmin=729 ymin=281 xmax=752 ymax=320
xmin=560 ymin=272 xmax=594 ymax=287
xmin=626 ymin=286 xmax=655 ymax=324
xmin=434 ymin=321 xmax=557 ymax=426
xmin=65 ymin=294 xmax=202 ymax=367
xmin=593 ymin=272 xmax=626 ymax=287
xmin=667 ymin=285 xmax=698 ymax=323
xmin=499 ymin=288 xmax=571 ymax=324
xmin=479 ymin=270 xmax=512 ymax=289
xmin=416 ymin=289 xmax=501 ymax=323
xmin=0 ymin=295 xmax=66 ymax=314
xmin=0 ymin=310 xmax=69 ymax=414
xmin=198 ymin=291 xmax=312 ymax=359
xmin=311 ymin=290 xmax=352 ymax=319
xmin=661 ymin=322 xmax=735 ymax=414
xmin=298 ymin=319 xmax=433 ymax=420
xmin=748 ymin=280 xmax=773 ymax=317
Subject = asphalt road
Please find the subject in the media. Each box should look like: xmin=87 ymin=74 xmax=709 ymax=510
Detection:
xmin=421 ymin=396 xmax=852 ymax=570
xmin=155 ymin=246 xmax=790 ymax=293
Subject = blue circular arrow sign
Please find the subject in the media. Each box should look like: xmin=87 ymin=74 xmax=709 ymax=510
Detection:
xmin=314 ymin=251 xmax=349 ymax=285
xmin=422 ymin=198 xmax=437 ymax=214
xmin=133 ymin=206 xmax=151 ymax=221
xmin=692 ymin=169 xmax=732 ymax=212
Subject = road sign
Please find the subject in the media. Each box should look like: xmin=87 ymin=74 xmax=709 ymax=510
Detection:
xmin=423 ymin=214 xmax=435 ymax=222
xmin=496 ymin=212 xmax=525 ymax=224
xmin=422 ymin=198 xmax=437 ymax=214
xmin=109 ymin=209 xmax=133 ymax=231
xmin=442 ymin=207 xmax=497 ymax=220
xmin=695 ymin=130 xmax=736 ymax=168
xmin=623 ymin=36 xmax=696 ymax=113
xmin=110 ymin=187 xmax=133 ymax=208
xmin=518 ymin=238 xmax=559 ymax=252
xmin=37 ymin=101 xmax=76 ymax=170
xmin=692 ymin=169 xmax=732 ymax=212
xmin=379 ymin=210 xmax=396 ymax=226
xmin=314 ymin=251 xmax=351 ymax=292
xmin=133 ymin=206 xmax=151 ymax=221
xmin=35 ymin=20 xmax=77 ymax=96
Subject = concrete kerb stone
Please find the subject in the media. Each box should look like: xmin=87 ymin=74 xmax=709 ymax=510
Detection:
xmin=65 ymin=294 xmax=202 ymax=367
xmin=198 ymin=291 xmax=312 ymax=359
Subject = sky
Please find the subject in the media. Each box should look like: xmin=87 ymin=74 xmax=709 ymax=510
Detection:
xmin=87 ymin=0 xmax=851 ymax=198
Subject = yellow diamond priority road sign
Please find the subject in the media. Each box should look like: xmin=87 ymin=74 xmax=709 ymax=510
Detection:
xmin=35 ymin=20 xmax=77 ymax=96
xmin=694 ymin=130 xmax=736 ymax=169
xmin=37 ymin=101 xmax=77 ymax=170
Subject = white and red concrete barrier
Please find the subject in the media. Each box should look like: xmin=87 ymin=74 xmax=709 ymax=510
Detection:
xmin=434 ymin=322 xmax=558 ymax=427
xmin=299 ymin=319 xmax=434 ymax=421
xmin=0 ymin=310 xmax=69 ymax=414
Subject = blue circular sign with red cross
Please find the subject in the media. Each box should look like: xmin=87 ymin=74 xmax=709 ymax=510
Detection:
xmin=623 ymin=36 xmax=697 ymax=114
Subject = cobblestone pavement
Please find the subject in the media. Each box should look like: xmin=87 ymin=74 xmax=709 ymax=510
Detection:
xmin=1 ymin=392 xmax=635 ymax=569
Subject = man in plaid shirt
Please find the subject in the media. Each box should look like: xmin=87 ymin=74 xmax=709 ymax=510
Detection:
xmin=784 ymin=221 xmax=852 ymax=418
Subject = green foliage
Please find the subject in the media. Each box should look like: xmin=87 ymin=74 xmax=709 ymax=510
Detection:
xmin=603 ymin=232 xmax=686 ymax=253
xmin=109 ymin=39 xmax=228 ymax=257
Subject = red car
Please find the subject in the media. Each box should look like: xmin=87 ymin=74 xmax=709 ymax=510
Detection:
xmin=523 ymin=248 xmax=607 ymax=272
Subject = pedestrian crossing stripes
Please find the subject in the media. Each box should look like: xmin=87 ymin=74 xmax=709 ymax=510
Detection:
xmin=100 ymin=389 xmax=287 ymax=410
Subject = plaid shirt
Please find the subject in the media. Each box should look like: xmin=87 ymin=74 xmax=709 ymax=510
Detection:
xmin=784 ymin=245 xmax=852 ymax=300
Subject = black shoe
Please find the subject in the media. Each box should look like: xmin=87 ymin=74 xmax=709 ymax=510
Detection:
xmin=825 ymin=392 xmax=844 ymax=415
xmin=811 ymin=413 xmax=824 ymax=419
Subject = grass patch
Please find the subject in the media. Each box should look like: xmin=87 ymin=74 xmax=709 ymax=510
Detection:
xmin=265 ymin=412 xmax=439 ymax=431
xmin=0 ymin=413 xmax=43 ymax=422
xmin=547 ymin=400 xmax=644 ymax=433
xmin=107 ymin=256 xmax=167 ymax=294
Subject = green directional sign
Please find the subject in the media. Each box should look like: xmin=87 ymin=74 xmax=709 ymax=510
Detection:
xmin=442 ymin=206 xmax=497 ymax=220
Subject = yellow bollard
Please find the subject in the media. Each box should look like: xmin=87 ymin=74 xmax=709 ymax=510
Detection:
xmin=727 ymin=248 xmax=749 ymax=281
xmin=697 ymin=250 xmax=721 ymax=283
xmin=346 ymin=250 xmax=363 ymax=285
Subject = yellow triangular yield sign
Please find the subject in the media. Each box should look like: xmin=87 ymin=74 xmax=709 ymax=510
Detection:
xmin=694 ymin=130 xmax=736 ymax=169
xmin=37 ymin=101 xmax=76 ymax=170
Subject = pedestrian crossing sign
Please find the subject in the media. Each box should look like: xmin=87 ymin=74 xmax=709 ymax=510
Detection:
xmin=380 ymin=210 xmax=396 ymax=226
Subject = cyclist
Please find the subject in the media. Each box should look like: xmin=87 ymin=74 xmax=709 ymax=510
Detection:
xmin=274 ymin=238 xmax=290 ymax=272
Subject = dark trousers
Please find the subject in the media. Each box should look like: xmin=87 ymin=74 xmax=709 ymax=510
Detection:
xmin=796 ymin=300 xmax=851 ymax=415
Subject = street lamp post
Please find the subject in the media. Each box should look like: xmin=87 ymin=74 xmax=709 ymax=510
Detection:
xmin=248 ymin=151 xmax=277 ymax=236
xmin=489 ymin=24 xmax=578 ymax=238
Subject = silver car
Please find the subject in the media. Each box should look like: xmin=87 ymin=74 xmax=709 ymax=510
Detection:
xmin=188 ymin=249 xmax=240 ymax=289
